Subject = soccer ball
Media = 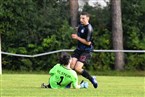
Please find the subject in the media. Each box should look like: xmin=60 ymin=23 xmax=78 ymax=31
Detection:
xmin=80 ymin=81 xmax=88 ymax=88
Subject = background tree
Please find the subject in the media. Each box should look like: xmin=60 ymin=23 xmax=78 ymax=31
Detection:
xmin=111 ymin=0 xmax=124 ymax=70
xmin=1 ymin=0 xmax=145 ymax=72
xmin=69 ymin=0 xmax=79 ymax=27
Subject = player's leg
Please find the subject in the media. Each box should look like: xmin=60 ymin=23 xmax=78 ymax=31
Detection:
xmin=41 ymin=83 xmax=51 ymax=88
xmin=74 ymin=52 xmax=98 ymax=88
xmin=70 ymin=57 xmax=78 ymax=69
xmin=70 ymin=49 xmax=80 ymax=69
xmin=74 ymin=61 xmax=97 ymax=88
xmin=74 ymin=61 xmax=84 ymax=73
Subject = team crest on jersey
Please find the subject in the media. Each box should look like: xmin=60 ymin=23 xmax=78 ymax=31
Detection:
xmin=81 ymin=29 xmax=84 ymax=33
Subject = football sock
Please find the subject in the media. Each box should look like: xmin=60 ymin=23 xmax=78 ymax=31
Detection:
xmin=81 ymin=70 xmax=93 ymax=83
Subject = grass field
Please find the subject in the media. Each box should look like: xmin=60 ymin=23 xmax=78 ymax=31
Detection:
xmin=0 ymin=74 xmax=145 ymax=97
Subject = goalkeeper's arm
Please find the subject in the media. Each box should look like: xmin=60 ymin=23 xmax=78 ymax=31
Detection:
xmin=72 ymin=80 xmax=88 ymax=89
xmin=75 ymin=85 xmax=81 ymax=89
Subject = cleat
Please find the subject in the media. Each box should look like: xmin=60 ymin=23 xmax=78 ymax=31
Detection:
xmin=41 ymin=83 xmax=48 ymax=88
xmin=91 ymin=76 xmax=98 ymax=88
xmin=93 ymin=83 xmax=98 ymax=88
xmin=41 ymin=83 xmax=45 ymax=88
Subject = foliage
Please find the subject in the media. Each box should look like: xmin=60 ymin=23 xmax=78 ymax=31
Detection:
xmin=122 ymin=0 xmax=145 ymax=70
xmin=1 ymin=0 xmax=72 ymax=71
xmin=122 ymin=0 xmax=145 ymax=50
xmin=1 ymin=0 xmax=145 ymax=71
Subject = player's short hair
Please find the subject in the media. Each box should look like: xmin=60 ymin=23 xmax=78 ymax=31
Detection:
xmin=59 ymin=52 xmax=71 ymax=65
xmin=80 ymin=12 xmax=90 ymax=18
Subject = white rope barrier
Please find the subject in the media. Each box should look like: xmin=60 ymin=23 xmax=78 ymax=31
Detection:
xmin=33 ymin=49 xmax=74 ymax=57
xmin=1 ymin=49 xmax=145 ymax=75
xmin=1 ymin=49 xmax=145 ymax=58
xmin=1 ymin=52 xmax=33 ymax=57
xmin=93 ymin=50 xmax=145 ymax=53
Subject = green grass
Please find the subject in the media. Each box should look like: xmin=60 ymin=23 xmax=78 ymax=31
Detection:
xmin=0 ymin=74 xmax=145 ymax=97
xmin=3 ymin=70 xmax=145 ymax=76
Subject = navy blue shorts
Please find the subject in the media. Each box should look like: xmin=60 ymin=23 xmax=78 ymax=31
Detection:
xmin=71 ymin=49 xmax=92 ymax=65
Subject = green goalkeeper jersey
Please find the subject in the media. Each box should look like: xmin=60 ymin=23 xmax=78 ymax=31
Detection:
xmin=49 ymin=64 xmax=78 ymax=89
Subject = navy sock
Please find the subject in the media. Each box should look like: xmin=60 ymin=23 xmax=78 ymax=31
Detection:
xmin=81 ymin=70 xmax=93 ymax=83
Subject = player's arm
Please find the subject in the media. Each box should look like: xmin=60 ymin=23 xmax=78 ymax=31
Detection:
xmin=71 ymin=77 xmax=80 ymax=89
xmin=70 ymin=71 xmax=82 ymax=89
xmin=72 ymin=75 xmax=88 ymax=89
xmin=71 ymin=25 xmax=93 ymax=46
xmin=74 ymin=84 xmax=81 ymax=89
xmin=71 ymin=34 xmax=91 ymax=46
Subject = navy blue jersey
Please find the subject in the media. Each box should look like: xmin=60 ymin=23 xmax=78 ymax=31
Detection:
xmin=77 ymin=24 xmax=93 ymax=51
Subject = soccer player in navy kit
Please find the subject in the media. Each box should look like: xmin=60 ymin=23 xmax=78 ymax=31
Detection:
xmin=71 ymin=12 xmax=98 ymax=88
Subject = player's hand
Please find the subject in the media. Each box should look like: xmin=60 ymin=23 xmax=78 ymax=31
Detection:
xmin=71 ymin=34 xmax=78 ymax=40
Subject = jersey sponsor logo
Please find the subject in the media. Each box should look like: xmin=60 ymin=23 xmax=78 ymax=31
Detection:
xmin=57 ymin=70 xmax=71 ymax=78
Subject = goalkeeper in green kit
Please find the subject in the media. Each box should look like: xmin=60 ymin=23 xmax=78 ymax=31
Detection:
xmin=41 ymin=52 xmax=88 ymax=89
